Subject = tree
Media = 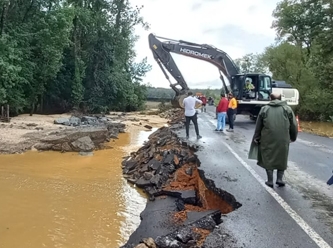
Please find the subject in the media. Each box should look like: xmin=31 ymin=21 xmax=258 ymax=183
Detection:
xmin=234 ymin=53 xmax=268 ymax=74
xmin=265 ymin=0 xmax=333 ymax=120
xmin=0 ymin=0 xmax=152 ymax=114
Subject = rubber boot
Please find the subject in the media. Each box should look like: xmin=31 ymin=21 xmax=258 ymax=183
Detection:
xmin=276 ymin=170 xmax=286 ymax=187
xmin=265 ymin=169 xmax=274 ymax=188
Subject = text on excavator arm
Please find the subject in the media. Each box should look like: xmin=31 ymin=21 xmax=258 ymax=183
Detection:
xmin=148 ymin=33 xmax=240 ymax=96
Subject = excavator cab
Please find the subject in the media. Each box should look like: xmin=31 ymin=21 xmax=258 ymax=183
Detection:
xmin=229 ymin=73 xmax=273 ymax=117
xmin=230 ymin=74 xmax=272 ymax=102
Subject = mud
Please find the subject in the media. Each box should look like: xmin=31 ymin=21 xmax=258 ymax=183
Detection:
xmin=121 ymin=109 xmax=242 ymax=248
xmin=301 ymin=121 xmax=333 ymax=138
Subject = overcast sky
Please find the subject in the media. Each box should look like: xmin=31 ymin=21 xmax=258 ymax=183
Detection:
xmin=131 ymin=0 xmax=279 ymax=89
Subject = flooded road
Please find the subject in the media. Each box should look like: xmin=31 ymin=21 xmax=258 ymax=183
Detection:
xmin=0 ymin=132 xmax=148 ymax=248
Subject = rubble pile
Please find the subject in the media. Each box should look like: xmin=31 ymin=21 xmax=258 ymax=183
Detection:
xmin=122 ymin=126 xmax=199 ymax=198
xmin=129 ymin=211 xmax=222 ymax=248
xmin=34 ymin=121 xmax=125 ymax=153
xmin=121 ymin=112 xmax=241 ymax=247
xmin=159 ymin=109 xmax=185 ymax=127
xmin=54 ymin=114 xmax=125 ymax=128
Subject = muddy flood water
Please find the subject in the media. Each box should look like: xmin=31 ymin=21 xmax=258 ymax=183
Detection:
xmin=0 ymin=130 xmax=155 ymax=248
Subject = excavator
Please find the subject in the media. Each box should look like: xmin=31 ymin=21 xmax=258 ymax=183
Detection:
xmin=148 ymin=33 xmax=299 ymax=120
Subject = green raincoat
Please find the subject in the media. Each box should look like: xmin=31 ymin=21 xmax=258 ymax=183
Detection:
xmin=248 ymin=100 xmax=298 ymax=170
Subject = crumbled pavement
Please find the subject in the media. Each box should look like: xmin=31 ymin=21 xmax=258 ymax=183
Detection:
xmin=121 ymin=109 xmax=242 ymax=248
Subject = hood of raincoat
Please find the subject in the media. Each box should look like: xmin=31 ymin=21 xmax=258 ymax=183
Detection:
xmin=268 ymin=99 xmax=287 ymax=107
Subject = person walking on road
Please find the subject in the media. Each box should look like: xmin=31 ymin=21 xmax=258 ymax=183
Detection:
xmin=248 ymin=93 xmax=298 ymax=187
xmin=215 ymin=94 xmax=228 ymax=131
xmin=226 ymin=93 xmax=237 ymax=132
xmin=183 ymin=91 xmax=202 ymax=140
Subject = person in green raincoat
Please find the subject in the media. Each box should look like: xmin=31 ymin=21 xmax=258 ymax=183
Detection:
xmin=248 ymin=93 xmax=298 ymax=187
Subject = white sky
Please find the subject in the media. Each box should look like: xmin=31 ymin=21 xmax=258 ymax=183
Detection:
xmin=131 ymin=0 xmax=279 ymax=89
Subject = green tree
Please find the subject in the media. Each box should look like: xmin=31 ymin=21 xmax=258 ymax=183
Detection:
xmin=0 ymin=0 xmax=152 ymax=115
xmin=234 ymin=53 xmax=268 ymax=74
xmin=265 ymin=0 xmax=333 ymax=120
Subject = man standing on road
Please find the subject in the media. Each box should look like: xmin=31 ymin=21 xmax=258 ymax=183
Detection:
xmin=249 ymin=93 xmax=298 ymax=187
xmin=215 ymin=94 xmax=228 ymax=131
xmin=227 ymin=93 xmax=237 ymax=132
xmin=201 ymin=95 xmax=207 ymax=113
xmin=183 ymin=91 xmax=202 ymax=140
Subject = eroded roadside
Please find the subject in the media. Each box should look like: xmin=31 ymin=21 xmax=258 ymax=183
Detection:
xmin=121 ymin=109 xmax=242 ymax=248
xmin=0 ymin=111 xmax=166 ymax=154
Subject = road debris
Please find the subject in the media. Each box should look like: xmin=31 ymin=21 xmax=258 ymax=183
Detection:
xmin=121 ymin=109 xmax=242 ymax=248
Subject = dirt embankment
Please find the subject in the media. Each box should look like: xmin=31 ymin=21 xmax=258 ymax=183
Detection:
xmin=0 ymin=111 xmax=167 ymax=154
xmin=300 ymin=121 xmax=333 ymax=138
xmin=121 ymin=109 xmax=242 ymax=248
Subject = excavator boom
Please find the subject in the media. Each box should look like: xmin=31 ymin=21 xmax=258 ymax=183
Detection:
xmin=148 ymin=34 xmax=239 ymax=98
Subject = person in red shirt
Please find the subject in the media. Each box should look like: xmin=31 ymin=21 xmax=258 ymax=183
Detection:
xmin=215 ymin=94 xmax=229 ymax=131
xmin=200 ymin=95 xmax=207 ymax=112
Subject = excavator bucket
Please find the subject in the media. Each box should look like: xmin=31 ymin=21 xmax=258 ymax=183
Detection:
xmin=171 ymin=95 xmax=186 ymax=108
xmin=171 ymin=94 xmax=202 ymax=109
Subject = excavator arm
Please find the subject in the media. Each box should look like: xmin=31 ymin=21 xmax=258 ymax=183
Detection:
xmin=148 ymin=33 xmax=240 ymax=98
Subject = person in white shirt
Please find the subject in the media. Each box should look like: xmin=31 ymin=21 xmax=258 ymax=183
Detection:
xmin=183 ymin=91 xmax=202 ymax=139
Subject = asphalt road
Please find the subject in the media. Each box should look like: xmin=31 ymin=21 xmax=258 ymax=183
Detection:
xmin=174 ymin=105 xmax=333 ymax=248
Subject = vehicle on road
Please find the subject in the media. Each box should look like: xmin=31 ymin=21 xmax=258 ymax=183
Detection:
xmin=148 ymin=33 xmax=299 ymax=121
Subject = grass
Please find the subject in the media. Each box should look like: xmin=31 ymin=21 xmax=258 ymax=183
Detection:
xmin=138 ymin=101 xmax=173 ymax=115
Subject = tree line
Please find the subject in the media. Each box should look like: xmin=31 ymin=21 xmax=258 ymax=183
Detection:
xmin=146 ymin=87 xmax=222 ymax=101
xmin=1 ymin=0 xmax=331 ymax=121
xmin=235 ymin=0 xmax=333 ymax=121
xmin=0 ymin=0 xmax=151 ymax=115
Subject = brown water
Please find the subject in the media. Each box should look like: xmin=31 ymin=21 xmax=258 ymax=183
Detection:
xmin=301 ymin=121 xmax=333 ymax=137
xmin=0 ymin=132 xmax=147 ymax=248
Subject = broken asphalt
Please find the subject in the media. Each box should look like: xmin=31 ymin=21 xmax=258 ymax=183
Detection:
xmin=173 ymin=106 xmax=333 ymax=248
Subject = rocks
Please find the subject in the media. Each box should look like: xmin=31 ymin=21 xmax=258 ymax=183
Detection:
xmin=159 ymin=109 xmax=185 ymax=127
xmin=134 ymin=244 xmax=148 ymax=248
xmin=142 ymin=238 xmax=157 ymax=248
xmin=144 ymin=124 xmax=153 ymax=130
xmin=128 ymin=211 xmax=222 ymax=248
xmin=133 ymin=237 xmax=157 ymax=248
xmin=121 ymin=108 xmax=242 ymax=247
xmin=54 ymin=117 xmax=70 ymax=125
xmin=122 ymin=126 xmax=196 ymax=197
xmin=54 ymin=115 xmax=126 ymax=132
xmin=71 ymin=136 xmax=95 ymax=152
xmin=26 ymin=123 xmax=38 ymax=127
xmin=34 ymin=124 xmax=125 ymax=153
xmin=39 ymin=115 xmax=127 ymax=153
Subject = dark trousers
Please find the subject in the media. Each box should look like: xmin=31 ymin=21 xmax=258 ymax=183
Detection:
xmin=227 ymin=108 xmax=235 ymax=129
xmin=185 ymin=113 xmax=199 ymax=137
